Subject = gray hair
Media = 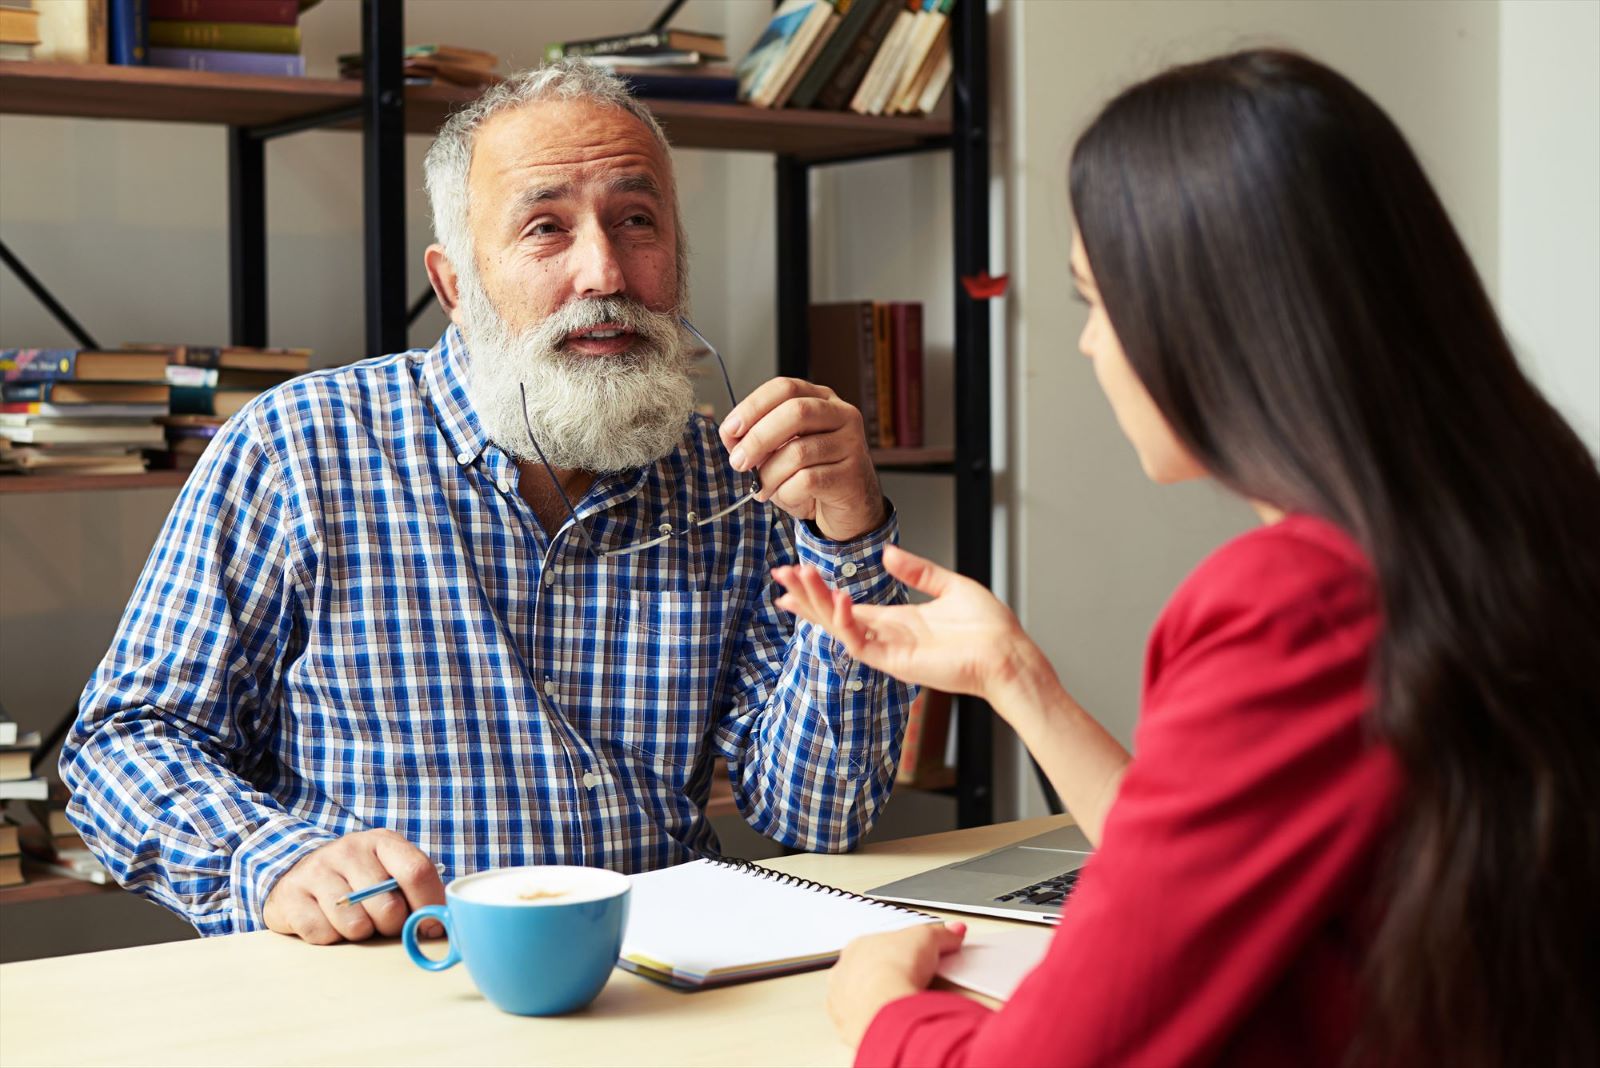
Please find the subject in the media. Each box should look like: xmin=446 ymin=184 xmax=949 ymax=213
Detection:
xmin=423 ymin=60 xmax=688 ymax=302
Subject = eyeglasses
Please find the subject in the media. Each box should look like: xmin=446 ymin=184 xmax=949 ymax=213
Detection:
xmin=519 ymin=318 xmax=762 ymax=558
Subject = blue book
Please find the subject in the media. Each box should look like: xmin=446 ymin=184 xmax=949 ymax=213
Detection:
xmin=147 ymin=46 xmax=306 ymax=76
xmin=108 ymin=0 xmax=148 ymax=65
xmin=734 ymin=1 xmax=823 ymax=102
xmin=615 ymin=71 xmax=739 ymax=103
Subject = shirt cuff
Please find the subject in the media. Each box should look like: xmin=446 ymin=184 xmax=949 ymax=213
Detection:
xmin=855 ymin=990 xmax=993 ymax=1068
xmin=230 ymin=814 xmax=340 ymax=934
xmin=796 ymin=499 xmax=899 ymax=601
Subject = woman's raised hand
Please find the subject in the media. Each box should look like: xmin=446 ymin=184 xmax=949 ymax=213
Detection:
xmin=773 ymin=544 xmax=1034 ymax=702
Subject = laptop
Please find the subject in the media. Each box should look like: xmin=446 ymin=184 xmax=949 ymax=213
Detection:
xmin=867 ymin=825 xmax=1093 ymax=924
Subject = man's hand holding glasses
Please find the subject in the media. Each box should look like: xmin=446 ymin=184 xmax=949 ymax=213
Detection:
xmin=718 ymin=377 xmax=888 ymax=544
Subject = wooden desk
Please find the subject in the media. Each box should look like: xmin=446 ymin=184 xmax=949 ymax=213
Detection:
xmin=0 ymin=815 xmax=1068 ymax=1067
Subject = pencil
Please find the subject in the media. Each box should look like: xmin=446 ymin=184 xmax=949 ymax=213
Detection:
xmin=336 ymin=861 xmax=446 ymax=907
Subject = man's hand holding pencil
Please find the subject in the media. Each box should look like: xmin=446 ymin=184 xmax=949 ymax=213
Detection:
xmin=262 ymin=829 xmax=446 ymax=945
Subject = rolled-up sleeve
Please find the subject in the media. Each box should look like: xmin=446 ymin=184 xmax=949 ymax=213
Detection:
xmin=62 ymin=415 xmax=337 ymax=935
xmin=712 ymin=505 xmax=916 ymax=852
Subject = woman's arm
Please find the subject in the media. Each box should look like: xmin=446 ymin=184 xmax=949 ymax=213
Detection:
xmin=772 ymin=544 xmax=1130 ymax=844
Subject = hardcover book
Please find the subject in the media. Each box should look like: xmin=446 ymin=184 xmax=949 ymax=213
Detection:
xmin=545 ymin=28 xmax=725 ymax=62
xmin=146 ymin=45 xmax=303 ymax=74
xmin=814 ymin=0 xmax=902 ymax=110
xmin=148 ymin=0 xmax=301 ymax=24
xmin=808 ymin=302 xmax=881 ymax=447
xmin=787 ymin=0 xmax=888 ymax=109
xmin=2 ymin=348 xmax=172 ymax=384
xmin=35 ymin=0 xmax=106 ymax=64
xmin=147 ymin=19 xmax=300 ymax=53
xmin=889 ymin=301 xmax=923 ymax=447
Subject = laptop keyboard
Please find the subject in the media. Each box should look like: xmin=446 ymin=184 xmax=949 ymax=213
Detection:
xmin=994 ymin=868 xmax=1081 ymax=907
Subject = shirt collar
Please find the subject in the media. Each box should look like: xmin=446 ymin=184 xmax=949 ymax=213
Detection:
xmin=422 ymin=325 xmax=491 ymax=465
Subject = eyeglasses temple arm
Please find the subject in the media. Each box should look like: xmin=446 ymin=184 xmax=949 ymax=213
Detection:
xmin=518 ymin=382 xmax=595 ymax=552
xmin=680 ymin=316 xmax=762 ymax=495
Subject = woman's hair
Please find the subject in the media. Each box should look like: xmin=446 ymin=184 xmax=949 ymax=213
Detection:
xmin=1071 ymin=49 xmax=1600 ymax=1067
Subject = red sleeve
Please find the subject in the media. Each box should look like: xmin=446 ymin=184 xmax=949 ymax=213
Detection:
xmin=856 ymin=519 xmax=1401 ymax=1068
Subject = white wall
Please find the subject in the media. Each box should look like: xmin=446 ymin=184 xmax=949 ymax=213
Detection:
xmin=1002 ymin=0 xmax=1504 ymax=818
xmin=1498 ymin=0 xmax=1600 ymax=452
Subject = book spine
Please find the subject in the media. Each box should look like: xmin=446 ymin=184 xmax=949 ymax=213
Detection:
xmin=546 ymin=31 xmax=669 ymax=61
xmin=872 ymin=302 xmax=895 ymax=448
xmin=816 ymin=0 xmax=901 ymax=110
xmin=0 ymin=349 xmax=80 ymax=382
xmin=890 ymin=303 xmax=923 ymax=448
xmin=1 ymin=382 xmax=50 ymax=403
xmin=108 ymin=0 xmax=148 ymax=65
xmin=169 ymin=384 xmax=221 ymax=416
xmin=145 ymin=45 xmax=303 ymax=74
xmin=857 ymin=303 xmax=881 ymax=447
xmin=789 ymin=0 xmax=884 ymax=109
xmin=147 ymin=19 xmax=299 ymax=53
xmin=147 ymin=0 xmax=298 ymax=23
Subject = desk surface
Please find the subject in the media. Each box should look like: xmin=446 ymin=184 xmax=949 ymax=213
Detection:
xmin=0 ymin=815 xmax=1070 ymax=1067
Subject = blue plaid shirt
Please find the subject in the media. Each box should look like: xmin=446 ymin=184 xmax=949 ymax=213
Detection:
xmin=63 ymin=328 xmax=913 ymax=936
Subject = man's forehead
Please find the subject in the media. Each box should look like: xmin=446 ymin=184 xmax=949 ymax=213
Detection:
xmin=470 ymin=99 xmax=670 ymax=195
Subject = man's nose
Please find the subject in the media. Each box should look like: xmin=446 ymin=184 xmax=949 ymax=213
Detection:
xmin=570 ymin=224 xmax=626 ymax=299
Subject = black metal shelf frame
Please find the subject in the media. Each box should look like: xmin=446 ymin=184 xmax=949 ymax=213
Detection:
xmin=773 ymin=2 xmax=994 ymax=827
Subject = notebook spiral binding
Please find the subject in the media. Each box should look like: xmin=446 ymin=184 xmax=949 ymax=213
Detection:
xmin=704 ymin=856 xmax=940 ymax=921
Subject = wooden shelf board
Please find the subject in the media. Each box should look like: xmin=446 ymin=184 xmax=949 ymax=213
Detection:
xmin=0 ymin=62 xmax=950 ymax=158
xmin=0 ymin=867 xmax=118 ymax=906
xmin=0 ymin=471 xmax=190 ymax=495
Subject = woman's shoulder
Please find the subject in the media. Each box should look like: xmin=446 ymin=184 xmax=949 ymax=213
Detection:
xmin=1148 ymin=514 xmax=1378 ymax=682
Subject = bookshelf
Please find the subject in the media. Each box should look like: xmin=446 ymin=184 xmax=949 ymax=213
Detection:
xmin=0 ymin=2 xmax=995 ymax=829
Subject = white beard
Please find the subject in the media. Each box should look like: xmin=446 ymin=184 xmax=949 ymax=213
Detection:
xmin=456 ymin=271 xmax=696 ymax=473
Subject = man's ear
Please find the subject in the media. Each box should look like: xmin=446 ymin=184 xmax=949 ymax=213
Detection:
xmin=424 ymin=244 xmax=466 ymax=327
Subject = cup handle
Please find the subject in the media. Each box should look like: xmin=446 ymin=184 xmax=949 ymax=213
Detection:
xmin=402 ymin=905 xmax=460 ymax=972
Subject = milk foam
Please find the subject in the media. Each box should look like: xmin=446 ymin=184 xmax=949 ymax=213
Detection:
xmin=453 ymin=865 xmax=628 ymax=906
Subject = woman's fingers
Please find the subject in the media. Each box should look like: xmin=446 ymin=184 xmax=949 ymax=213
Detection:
xmin=881 ymin=544 xmax=957 ymax=598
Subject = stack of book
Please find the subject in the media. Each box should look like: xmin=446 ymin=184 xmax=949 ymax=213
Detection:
xmin=545 ymin=24 xmax=734 ymax=102
xmin=1 ymin=708 xmax=47 ymax=866
xmin=736 ymin=0 xmax=954 ymax=115
xmin=145 ymin=0 xmax=314 ymax=76
xmin=30 ymin=0 xmax=108 ymax=64
xmin=808 ymin=301 xmax=924 ymax=449
xmin=0 ymin=347 xmax=170 ymax=477
xmin=0 ymin=815 xmax=19 ymax=889
xmin=0 ymin=1 xmax=40 ymax=62
xmin=338 ymin=43 xmax=500 ymax=89
xmin=155 ymin=343 xmax=310 ymax=469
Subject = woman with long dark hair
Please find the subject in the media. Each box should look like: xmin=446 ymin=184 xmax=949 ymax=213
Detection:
xmin=775 ymin=49 xmax=1600 ymax=1067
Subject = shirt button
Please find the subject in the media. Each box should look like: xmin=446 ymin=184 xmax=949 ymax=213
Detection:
xmin=542 ymin=679 xmax=557 ymax=696
xmin=497 ymin=477 xmax=512 ymax=494
xmin=848 ymin=678 xmax=865 ymax=693
xmin=544 ymin=571 xmax=557 ymax=587
xmin=582 ymin=771 xmax=601 ymax=789
xmin=840 ymin=562 xmax=859 ymax=578
xmin=455 ymin=451 xmax=471 ymax=465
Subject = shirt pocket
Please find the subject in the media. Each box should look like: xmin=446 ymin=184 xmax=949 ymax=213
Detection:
xmin=603 ymin=589 xmax=729 ymax=787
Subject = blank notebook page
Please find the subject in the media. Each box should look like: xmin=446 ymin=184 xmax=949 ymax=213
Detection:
xmin=622 ymin=858 xmax=936 ymax=982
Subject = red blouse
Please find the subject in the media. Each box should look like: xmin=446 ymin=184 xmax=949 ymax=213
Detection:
xmin=857 ymin=515 xmax=1402 ymax=1067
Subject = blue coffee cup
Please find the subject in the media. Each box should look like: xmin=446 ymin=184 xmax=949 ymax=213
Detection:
xmin=402 ymin=865 xmax=630 ymax=1016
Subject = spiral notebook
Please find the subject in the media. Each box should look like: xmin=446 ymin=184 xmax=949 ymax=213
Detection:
xmin=619 ymin=857 xmax=939 ymax=990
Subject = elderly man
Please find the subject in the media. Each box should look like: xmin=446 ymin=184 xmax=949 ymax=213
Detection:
xmin=63 ymin=63 xmax=914 ymax=943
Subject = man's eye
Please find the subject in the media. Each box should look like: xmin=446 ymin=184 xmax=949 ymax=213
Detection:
xmin=622 ymin=214 xmax=653 ymax=227
xmin=529 ymin=222 xmax=562 ymax=236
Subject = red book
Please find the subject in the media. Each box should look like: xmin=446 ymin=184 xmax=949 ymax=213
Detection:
xmin=889 ymin=302 xmax=923 ymax=448
xmin=147 ymin=0 xmax=300 ymax=24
